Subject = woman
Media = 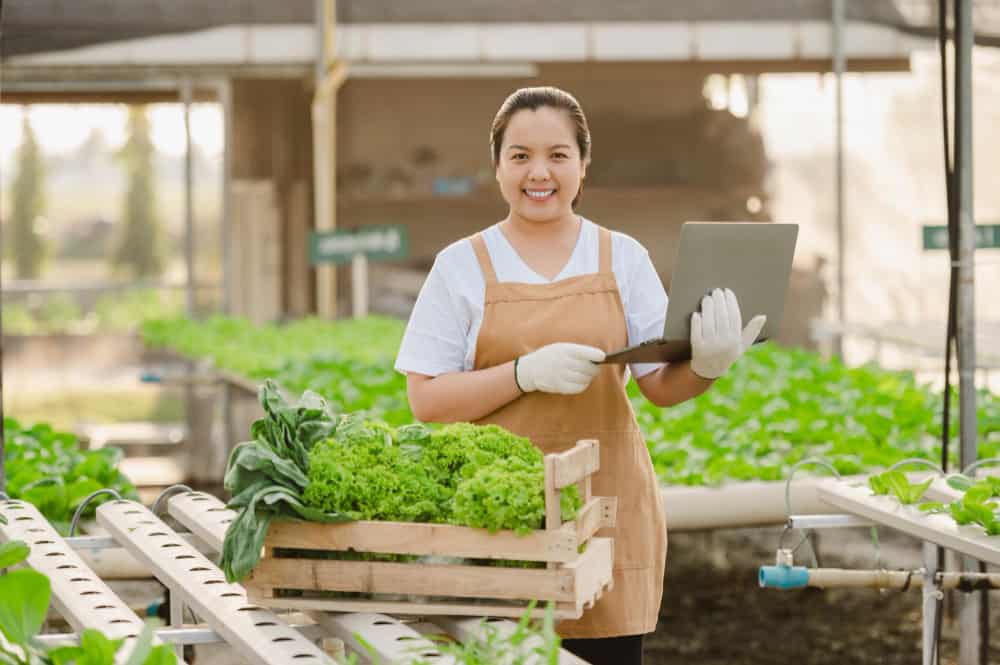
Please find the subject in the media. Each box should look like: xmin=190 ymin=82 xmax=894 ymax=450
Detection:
xmin=394 ymin=86 xmax=764 ymax=665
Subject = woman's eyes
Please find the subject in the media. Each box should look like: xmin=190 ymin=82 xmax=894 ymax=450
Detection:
xmin=510 ymin=153 xmax=568 ymax=161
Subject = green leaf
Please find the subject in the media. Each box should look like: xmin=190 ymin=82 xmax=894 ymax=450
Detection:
xmin=0 ymin=569 xmax=50 ymax=645
xmin=141 ymin=644 xmax=178 ymax=665
xmin=0 ymin=541 xmax=30 ymax=569
xmin=947 ymin=474 xmax=975 ymax=492
xmin=80 ymin=627 xmax=119 ymax=665
xmin=48 ymin=644 xmax=86 ymax=665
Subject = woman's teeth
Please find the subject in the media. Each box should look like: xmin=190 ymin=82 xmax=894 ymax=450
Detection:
xmin=525 ymin=189 xmax=555 ymax=199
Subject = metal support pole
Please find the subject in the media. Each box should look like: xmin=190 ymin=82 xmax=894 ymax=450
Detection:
xmin=169 ymin=588 xmax=185 ymax=662
xmin=351 ymin=253 xmax=368 ymax=318
xmin=954 ymin=3 xmax=982 ymax=663
xmin=181 ymin=79 xmax=196 ymax=317
xmin=923 ymin=542 xmax=942 ymax=665
xmin=832 ymin=0 xmax=846 ymax=359
xmin=955 ymin=0 xmax=977 ymax=481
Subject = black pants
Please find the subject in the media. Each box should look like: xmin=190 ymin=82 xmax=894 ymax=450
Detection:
xmin=562 ymin=634 xmax=644 ymax=665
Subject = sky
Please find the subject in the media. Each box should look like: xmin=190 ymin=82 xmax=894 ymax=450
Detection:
xmin=0 ymin=102 xmax=223 ymax=163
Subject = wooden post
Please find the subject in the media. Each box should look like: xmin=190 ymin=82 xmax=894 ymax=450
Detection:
xmin=313 ymin=0 xmax=348 ymax=319
xmin=351 ymin=252 xmax=369 ymax=318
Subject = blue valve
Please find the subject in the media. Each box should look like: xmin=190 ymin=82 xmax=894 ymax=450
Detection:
xmin=758 ymin=564 xmax=809 ymax=590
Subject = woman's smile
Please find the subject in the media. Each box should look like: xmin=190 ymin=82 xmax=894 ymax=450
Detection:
xmin=523 ymin=187 xmax=557 ymax=201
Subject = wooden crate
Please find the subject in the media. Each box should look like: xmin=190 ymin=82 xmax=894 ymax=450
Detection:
xmin=244 ymin=439 xmax=617 ymax=619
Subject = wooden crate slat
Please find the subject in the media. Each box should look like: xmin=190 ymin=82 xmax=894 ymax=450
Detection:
xmin=171 ymin=440 xmax=612 ymax=620
xmin=562 ymin=537 xmax=614 ymax=609
xmin=265 ymin=517 xmax=580 ymax=563
xmin=551 ymin=439 xmax=600 ymax=489
xmin=247 ymin=557 xmax=578 ymax=602
xmin=569 ymin=496 xmax=617 ymax=542
xmin=238 ymin=596 xmax=587 ymax=620
xmin=96 ymin=500 xmax=334 ymax=665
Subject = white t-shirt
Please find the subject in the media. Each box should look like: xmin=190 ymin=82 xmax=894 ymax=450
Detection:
xmin=394 ymin=218 xmax=668 ymax=381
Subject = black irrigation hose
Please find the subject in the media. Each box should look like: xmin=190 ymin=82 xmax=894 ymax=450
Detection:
xmin=934 ymin=0 xmax=954 ymax=659
xmin=940 ymin=0 xmax=956 ymax=478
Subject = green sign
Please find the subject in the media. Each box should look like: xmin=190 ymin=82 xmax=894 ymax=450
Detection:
xmin=310 ymin=225 xmax=409 ymax=265
xmin=922 ymin=224 xmax=1000 ymax=250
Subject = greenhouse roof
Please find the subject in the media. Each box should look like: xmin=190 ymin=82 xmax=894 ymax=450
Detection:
xmin=3 ymin=0 xmax=1000 ymax=58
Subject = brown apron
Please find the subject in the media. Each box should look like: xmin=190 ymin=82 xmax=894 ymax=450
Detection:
xmin=470 ymin=225 xmax=668 ymax=638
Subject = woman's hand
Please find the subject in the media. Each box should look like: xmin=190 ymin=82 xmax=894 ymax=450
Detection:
xmin=689 ymin=288 xmax=766 ymax=380
xmin=516 ymin=343 xmax=606 ymax=394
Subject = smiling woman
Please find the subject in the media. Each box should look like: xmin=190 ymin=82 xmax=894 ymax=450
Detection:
xmin=395 ymin=86 xmax=767 ymax=665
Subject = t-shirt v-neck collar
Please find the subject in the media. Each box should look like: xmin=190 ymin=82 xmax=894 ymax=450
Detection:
xmin=493 ymin=218 xmax=588 ymax=284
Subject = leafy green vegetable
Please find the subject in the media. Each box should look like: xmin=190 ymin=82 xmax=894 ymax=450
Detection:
xmin=2 ymin=418 xmax=138 ymax=532
xmin=0 ymin=569 xmax=50 ymax=646
xmin=304 ymin=421 xmax=581 ymax=534
xmin=867 ymin=470 xmax=933 ymax=504
xmin=0 ymin=541 xmax=31 ymax=570
xmin=405 ymin=601 xmax=563 ymax=665
xmin=923 ymin=476 xmax=1000 ymax=536
xmin=221 ymin=382 xmax=583 ymax=582
xmin=221 ymin=382 xmax=353 ymax=583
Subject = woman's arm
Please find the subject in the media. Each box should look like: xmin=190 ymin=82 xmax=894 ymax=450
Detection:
xmin=635 ymin=360 xmax=714 ymax=408
xmin=407 ymin=361 xmax=522 ymax=423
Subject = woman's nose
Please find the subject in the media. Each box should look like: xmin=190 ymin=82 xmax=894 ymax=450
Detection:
xmin=528 ymin=159 xmax=551 ymax=180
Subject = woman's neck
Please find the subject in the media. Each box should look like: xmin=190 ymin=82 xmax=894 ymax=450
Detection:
xmin=501 ymin=212 xmax=580 ymax=243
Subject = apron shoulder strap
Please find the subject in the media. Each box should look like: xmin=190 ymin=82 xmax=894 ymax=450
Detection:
xmin=598 ymin=226 xmax=613 ymax=274
xmin=469 ymin=233 xmax=499 ymax=285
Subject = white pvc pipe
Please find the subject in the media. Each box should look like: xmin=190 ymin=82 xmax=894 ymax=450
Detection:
xmin=661 ymin=478 xmax=836 ymax=531
xmin=805 ymin=568 xmax=1000 ymax=591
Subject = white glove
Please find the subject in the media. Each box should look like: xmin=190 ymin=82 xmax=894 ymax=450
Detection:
xmin=689 ymin=288 xmax=766 ymax=380
xmin=515 ymin=343 xmax=606 ymax=395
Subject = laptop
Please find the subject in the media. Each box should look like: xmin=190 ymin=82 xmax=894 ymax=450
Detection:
xmin=602 ymin=222 xmax=799 ymax=364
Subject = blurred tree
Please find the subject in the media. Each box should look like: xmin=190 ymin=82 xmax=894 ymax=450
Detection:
xmin=8 ymin=111 xmax=48 ymax=279
xmin=113 ymin=106 xmax=164 ymax=279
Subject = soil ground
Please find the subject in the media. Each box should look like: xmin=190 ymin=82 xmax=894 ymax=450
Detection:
xmin=647 ymin=528 xmax=1000 ymax=665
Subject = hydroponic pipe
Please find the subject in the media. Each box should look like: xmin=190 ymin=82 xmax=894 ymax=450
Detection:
xmin=759 ymin=566 xmax=1000 ymax=591
xmin=660 ymin=477 xmax=836 ymax=531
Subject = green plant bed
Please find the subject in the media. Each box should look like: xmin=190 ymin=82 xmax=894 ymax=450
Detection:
xmin=633 ymin=344 xmax=1000 ymax=486
xmin=2 ymin=418 xmax=139 ymax=534
xmin=142 ymin=315 xmax=411 ymax=424
xmin=141 ymin=316 xmax=1000 ymax=487
xmin=7 ymin=390 xmax=184 ymax=432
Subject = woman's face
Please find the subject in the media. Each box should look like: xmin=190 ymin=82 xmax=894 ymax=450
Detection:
xmin=496 ymin=106 xmax=587 ymax=224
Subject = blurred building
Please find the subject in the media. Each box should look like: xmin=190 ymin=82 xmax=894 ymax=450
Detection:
xmin=3 ymin=1 xmax=955 ymax=344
